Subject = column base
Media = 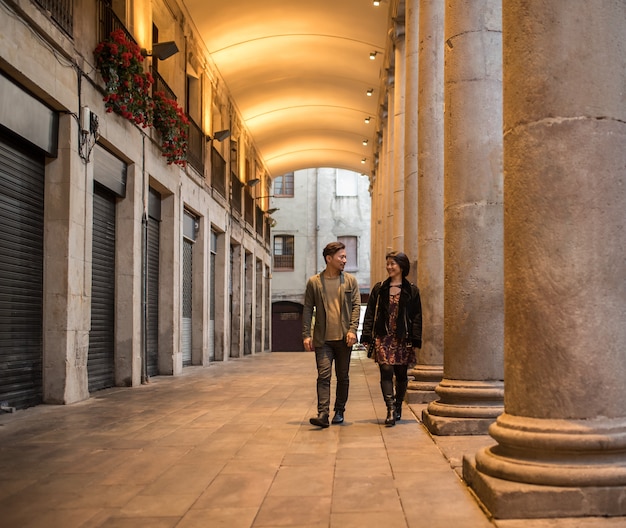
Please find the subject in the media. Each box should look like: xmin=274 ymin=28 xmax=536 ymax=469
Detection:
xmin=464 ymin=455 xmax=626 ymax=519
xmin=422 ymin=408 xmax=495 ymax=435
xmin=421 ymin=378 xmax=504 ymax=435
xmin=406 ymin=385 xmax=439 ymax=403
xmin=407 ymin=364 xmax=443 ymax=403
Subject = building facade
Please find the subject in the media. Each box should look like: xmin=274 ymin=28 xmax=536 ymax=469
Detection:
xmin=269 ymin=168 xmax=371 ymax=351
xmin=0 ymin=0 xmax=272 ymax=410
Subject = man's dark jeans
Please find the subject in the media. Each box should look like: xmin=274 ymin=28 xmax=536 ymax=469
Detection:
xmin=314 ymin=340 xmax=352 ymax=415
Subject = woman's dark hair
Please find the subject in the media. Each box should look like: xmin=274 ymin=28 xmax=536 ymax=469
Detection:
xmin=386 ymin=250 xmax=410 ymax=278
xmin=323 ymin=241 xmax=346 ymax=261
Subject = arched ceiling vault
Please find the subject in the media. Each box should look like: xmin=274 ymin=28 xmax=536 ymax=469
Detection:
xmin=184 ymin=0 xmax=394 ymax=178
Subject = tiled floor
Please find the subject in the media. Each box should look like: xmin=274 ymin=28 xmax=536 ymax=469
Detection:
xmin=0 ymin=350 xmax=624 ymax=528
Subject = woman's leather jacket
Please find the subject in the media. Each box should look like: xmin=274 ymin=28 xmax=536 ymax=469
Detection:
xmin=360 ymin=277 xmax=422 ymax=348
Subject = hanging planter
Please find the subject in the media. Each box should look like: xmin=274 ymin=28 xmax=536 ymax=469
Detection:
xmin=152 ymin=91 xmax=189 ymax=167
xmin=94 ymin=29 xmax=153 ymax=127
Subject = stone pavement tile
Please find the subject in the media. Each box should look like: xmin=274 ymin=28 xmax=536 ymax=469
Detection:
xmin=140 ymin=462 xmax=223 ymax=495
xmin=176 ymin=507 xmax=258 ymax=528
xmin=331 ymin=511 xmax=408 ymax=528
xmin=281 ymin=452 xmax=337 ymax=467
xmin=266 ymin=465 xmax=335 ymax=497
xmin=117 ymin=492 xmax=199 ymax=517
xmin=430 ymin=433 xmax=496 ymax=473
xmin=153 ymin=427 xmax=215 ymax=447
xmin=0 ymin=477 xmax=35 ymax=501
xmin=332 ymin=475 xmax=403 ymax=513
xmin=334 ymin=456 xmax=393 ymax=479
xmin=192 ymin=472 xmax=276 ymax=509
xmin=98 ymin=446 xmax=189 ymax=485
xmin=495 ymin=518 xmax=626 ymax=528
xmin=253 ymin=495 xmax=332 ymax=527
xmin=91 ymin=513 xmax=180 ymax=528
xmin=395 ymin=470 xmax=494 ymax=528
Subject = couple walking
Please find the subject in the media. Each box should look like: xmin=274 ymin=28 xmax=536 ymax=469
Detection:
xmin=302 ymin=242 xmax=422 ymax=428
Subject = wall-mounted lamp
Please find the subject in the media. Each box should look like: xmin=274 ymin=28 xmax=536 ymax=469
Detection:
xmin=362 ymin=139 xmax=369 ymax=146
xmin=254 ymin=195 xmax=275 ymax=200
xmin=266 ymin=208 xmax=279 ymax=215
xmin=373 ymin=0 xmax=381 ymax=6
xmin=369 ymin=51 xmax=378 ymax=60
xmin=206 ymin=129 xmax=231 ymax=142
xmin=141 ymin=41 xmax=179 ymax=61
xmin=247 ymin=178 xmax=261 ymax=187
xmin=364 ymin=116 xmax=371 ymax=124
xmin=366 ymin=88 xmax=374 ymax=96
xmin=361 ymin=158 xmax=367 ymax=164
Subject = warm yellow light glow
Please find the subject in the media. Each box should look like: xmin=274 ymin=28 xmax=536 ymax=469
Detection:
xmin=133 ymin=0 xmax=151 ymax=49
xmin=367 ymin=89 xmax=373 ymax=96
xmin=373 ymin=0 xmax=381 ymax=5
xmin=365 ymin=116 xmax=371 ymax=123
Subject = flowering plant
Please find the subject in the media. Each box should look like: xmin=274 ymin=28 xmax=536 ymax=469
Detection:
xmin=94 ymin=31 xmax=190 ymax=166
xmin=152 ymin=91 xmax=189 ymax=167
xmin=94 ymin=29 xmax=153 ymax=126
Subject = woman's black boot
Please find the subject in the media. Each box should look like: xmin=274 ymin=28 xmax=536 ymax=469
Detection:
xmin=394 ymin=379 xmax=408 ymax=421
xmin=384 ymin=402 xmax=396 ymax=426
xmin=381 ymin=370 xmax=395 ymax=426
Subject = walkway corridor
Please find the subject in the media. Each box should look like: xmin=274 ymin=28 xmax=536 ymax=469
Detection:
xmin=0 ymin=350 xmax=623 ymax=528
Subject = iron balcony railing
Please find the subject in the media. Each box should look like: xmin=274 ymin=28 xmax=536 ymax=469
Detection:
xmin=273 ymin=254 xmax=294 ymax=269
xmin=186 ymin=118 xmax=204 ymax=174
xmin=98 ymin=0 xmax=131 ymax=43
xmin=231 ymin=176 xmax=243 ymax=215
xmin=34 ymin=0 xmax=73 ymax=37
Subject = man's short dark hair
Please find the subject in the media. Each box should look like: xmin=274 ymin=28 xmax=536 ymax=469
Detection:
xmin=386 ymin=250 xmax=410 ymax=278
xmin=323 ymin=241 xmax=346 ymax=261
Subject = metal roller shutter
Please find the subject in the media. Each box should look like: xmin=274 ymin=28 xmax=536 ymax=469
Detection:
xmin=146 ymin=187 xmax=161 ymax=377
xmin=88 ymin=184 xmax=116 ymax=392
xmin=182 ymin=238 xmax=193 ymax=366
xmin=0 ymin=135 xmax=44 ymax=410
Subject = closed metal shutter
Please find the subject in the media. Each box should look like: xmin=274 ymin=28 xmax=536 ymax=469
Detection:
xmin=0 ymin=135 xmax=44 ymax=410
xmin=146 ymin=213 xmax=160 ymax=377
xmin=88 ymin=184 xmax=116 ymax=392
xmin=181 ymin=238 xmax=193 ymax=366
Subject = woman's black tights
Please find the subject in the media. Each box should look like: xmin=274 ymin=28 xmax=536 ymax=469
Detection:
xmin=379 ymin=364 xmax=409 ymax=404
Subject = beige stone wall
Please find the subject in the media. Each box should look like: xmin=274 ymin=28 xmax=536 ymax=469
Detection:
xmin=0 ymin=0 xmax=272 ymax=405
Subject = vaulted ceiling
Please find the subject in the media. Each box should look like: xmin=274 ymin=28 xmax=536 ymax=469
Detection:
xmin=184 ymin=0 xmax=393 ymax=178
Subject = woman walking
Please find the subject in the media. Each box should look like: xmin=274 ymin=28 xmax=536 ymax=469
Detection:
xmin=361 ymin=251 xmax=422 ymax=426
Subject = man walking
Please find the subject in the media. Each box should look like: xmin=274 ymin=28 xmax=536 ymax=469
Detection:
xmin=303 ymin=241 xmax=361 ymax=428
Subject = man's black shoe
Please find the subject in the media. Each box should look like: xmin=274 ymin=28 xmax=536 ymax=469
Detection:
xmin=309 ymin=413 xmax=330 ymax=428
xmin=331 ymin=411 xmax=344 ymax=424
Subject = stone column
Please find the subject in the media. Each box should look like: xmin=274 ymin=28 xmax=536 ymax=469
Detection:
xmin=384 ymin=86 xmax=395 ymax=257
xmin=465 ymin=1 xmax=626 ymax=518
xmin=403 ymin=0 xmax=419 ymax=284
xmin=392 ymin=21 xmax=406 ymax=252
xmin=408 ymin=0 xmax=444 ymax=403
xmin=422 ymin=0 xmax=504 ymax=434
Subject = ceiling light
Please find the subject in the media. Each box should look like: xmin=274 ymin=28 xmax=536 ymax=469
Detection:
xmin=370 ymin=51 xmax=378 ymax=60
xmin=367 ymin=88 xmax=374 ymax=96
xmin=365 ymin=116 xmax=371 ymax=124
xmin=362 ymin=139 xmax=368 ymax=146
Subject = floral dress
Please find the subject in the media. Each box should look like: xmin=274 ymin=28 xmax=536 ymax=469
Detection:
xmin=374 ymin=291 xmax=417 ymax=367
